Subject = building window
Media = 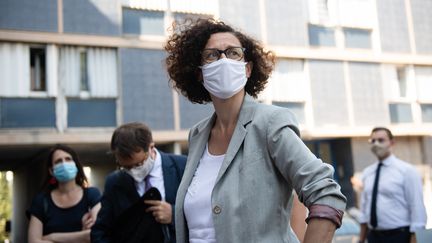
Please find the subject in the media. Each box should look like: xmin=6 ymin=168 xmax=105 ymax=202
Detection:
xmin=308 ymin=24 xmax=335 ymax=47
xmin=122 ymin=8 xmax=164 ymax=36
xmin=308 ymin=0 xmax=332 ymax=24
xmin=389 ymin=103 xmax=413 ymax=123
xmin=270 ymin=59 xmax=306 ymax=101
xmin=60 ymin=46 xmax=117 ymax=98
xmin=79 ymin=50 xmax=89 ymax=91
xmin=415 ymin=66 xmax=432 ymax=102
xmin=272 ymin=102 xmax=306 ymax=124
xmin=30 ymin=47 xmax=46 ymax=91
xmin=343 ymin=28 xmax=371 ymax=49
xmin=396 ymin=66 xmax=407 ymax=98
xmin=421 ymin=104 xmax=432 ymax=123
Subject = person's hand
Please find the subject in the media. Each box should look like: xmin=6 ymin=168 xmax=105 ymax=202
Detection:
xmin=145 ymin=200 xmax=172 ymax=224
xmin=410 ymin=233 xmax=417 ymax=243
xmin=81 ymin=211 xmax=95 ymax=230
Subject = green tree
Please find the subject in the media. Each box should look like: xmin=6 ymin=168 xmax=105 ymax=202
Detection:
xmin=0 ymin=172 xmax=12 ymax=241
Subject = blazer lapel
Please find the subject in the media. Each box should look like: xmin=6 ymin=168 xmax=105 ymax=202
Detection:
xmin=176 ymin=114 xmax=215 ymax=204
xmin=160 ymin=152 xmax=176 ymax=204
xmin=115 ymin=171 xmax=140 ymax=201
xmin=215 ymin=95 xmax=256 ymax=183
xmin=178 ymin=96 xmax=257 ymax=200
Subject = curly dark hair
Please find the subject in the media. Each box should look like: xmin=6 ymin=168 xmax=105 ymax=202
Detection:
xmin=165 ymin=18 xmax=275 ymax=104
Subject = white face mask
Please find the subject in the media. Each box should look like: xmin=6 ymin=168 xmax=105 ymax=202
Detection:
xmin=371 ymin=143 xmax=391 ymax=159
xmin=126 ymin=155 xmax=155 ymax=182
xmin=201 ymin=58 xmax=248 ymax=99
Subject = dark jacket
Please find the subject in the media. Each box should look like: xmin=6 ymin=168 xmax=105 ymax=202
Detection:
xmin=91 ymin=152 xmax=187 ymax=243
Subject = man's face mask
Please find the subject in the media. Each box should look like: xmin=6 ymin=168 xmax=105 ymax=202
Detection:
xmin=369 ymin=137 xmax=391 ymax=159
xmin=371 ymin=143 xmax=390 ymax=158
xmin=125 ymin=154 xmax=155 ymax=182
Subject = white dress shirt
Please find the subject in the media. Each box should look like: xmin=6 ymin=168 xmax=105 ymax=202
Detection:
xmin=184 ymin=144 xmax=224 ymax=243
xmin=135 ymin=149 xmax=166 ymax=200
xmin=359 ymin=154 xmax=427 ymax=232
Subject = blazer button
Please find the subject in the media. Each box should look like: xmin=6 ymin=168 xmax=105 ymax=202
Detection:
xmin=213 ymin=205 xmax=221 ymax=214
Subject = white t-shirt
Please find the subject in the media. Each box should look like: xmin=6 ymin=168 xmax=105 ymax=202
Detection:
xmin=184 ymin=144 xmax=224 ymax=243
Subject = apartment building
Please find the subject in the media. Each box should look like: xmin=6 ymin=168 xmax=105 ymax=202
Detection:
xmin=0 ymin=0 xmax=431 ymax=241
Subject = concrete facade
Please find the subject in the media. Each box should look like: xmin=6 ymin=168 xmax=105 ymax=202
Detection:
xmin=376 ymin=0 xmax=412 ymax=53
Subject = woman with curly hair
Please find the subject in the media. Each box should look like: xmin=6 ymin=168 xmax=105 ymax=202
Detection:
xmin=27 ymin=144 xmax=101 ymax=243
xmin=165 ymin=18 xmax=346 ymax=243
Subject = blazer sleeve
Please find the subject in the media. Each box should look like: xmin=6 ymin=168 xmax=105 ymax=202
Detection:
xmin=266 ymin=109 xmax=346 ymax=211
xmin=167 ymin=154 xmax=187 ymax=238
xmin=91 ymin=174 xmax=117 ymax=243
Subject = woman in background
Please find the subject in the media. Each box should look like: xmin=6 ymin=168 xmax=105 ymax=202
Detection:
xmin=27 ymin=144 xmax=101 ymax=243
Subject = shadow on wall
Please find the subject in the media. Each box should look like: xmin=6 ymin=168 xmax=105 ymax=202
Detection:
xmin=63 ymin=0 xmax=121 ymax=36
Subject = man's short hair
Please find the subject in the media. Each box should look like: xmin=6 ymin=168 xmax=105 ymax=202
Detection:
xmin=111 ymin=122 xmax=153 ymax=159
xmin=371 ymin=127 xmax=394 ymax=140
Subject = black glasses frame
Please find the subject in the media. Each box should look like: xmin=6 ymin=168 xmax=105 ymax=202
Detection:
xmin=201 ymin=47 xmax=246 ymax=64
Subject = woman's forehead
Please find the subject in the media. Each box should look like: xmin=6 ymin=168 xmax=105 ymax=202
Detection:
xmin=205 ymin=32 xmax=241 ymax=49
xmin=53 ymin=149 xmax=72 ymax=158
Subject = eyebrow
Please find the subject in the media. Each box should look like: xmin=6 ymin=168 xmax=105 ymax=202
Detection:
xmin=54 ymin=156 xmax=72 ymax=162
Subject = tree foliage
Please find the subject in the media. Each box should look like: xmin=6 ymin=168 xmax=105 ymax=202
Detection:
xmin=0 ymin=172 xmax=12 ymax=241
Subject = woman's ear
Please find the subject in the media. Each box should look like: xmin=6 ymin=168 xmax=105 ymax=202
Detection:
xmin=246 ymin=62 xmax=253 ymax=78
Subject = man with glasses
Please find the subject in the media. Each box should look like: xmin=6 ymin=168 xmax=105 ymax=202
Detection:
xmin=91 ymin=122 xmax=186 ymax=243
xmin=358 ymin=127 xmax=427 ymax=243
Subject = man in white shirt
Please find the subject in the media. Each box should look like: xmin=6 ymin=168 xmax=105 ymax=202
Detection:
xmin=358 ymin=127 xmax=427 ymax=243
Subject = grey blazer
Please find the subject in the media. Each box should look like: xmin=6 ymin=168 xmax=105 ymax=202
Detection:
xmin=175 ymin=95 xmax=346 ymax=243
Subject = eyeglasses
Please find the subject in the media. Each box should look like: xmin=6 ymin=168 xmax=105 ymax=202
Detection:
xmin=116 ymin=152 xmax=149 ymax=170
xmin=201 ymin=47 xmax=246 ymax=64
xmin=368 ymin=138 xmax=387 ymax=144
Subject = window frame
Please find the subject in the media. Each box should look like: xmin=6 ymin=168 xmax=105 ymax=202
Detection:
xmin=29 ymin=45 xmax=47 ymax=94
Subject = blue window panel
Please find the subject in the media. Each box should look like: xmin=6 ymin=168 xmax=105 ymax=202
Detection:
xmin=389 ymin=103 xmax=413 ymax=123
xmin=0 ymin=0 xmax=57 ymax=32
xmin=0 ymin=98 xmax=55 ymax=128
xmin=63 ymin=0 xmax=120 ymax=36
xmin=120 ymin=48 xmax=174 ymax=130
xmin=421 ymin=104 xmax=432 ymax=123
xmin=272 ymin=101 xmax=305 ymax=124
xmin=308 ymin=25 xmax=336 ymax=47
xmin=122 ymin=8 xmax=164 ymax=36
xmin=67 ymin=99 xmax=116 ymax=127
xmin=344 ymin=28 xmax=371 ymax=49
xmin=179 ymin=96 xmax=214 ymax=129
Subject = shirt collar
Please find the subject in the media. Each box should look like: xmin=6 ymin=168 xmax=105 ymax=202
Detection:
xmin=148 ymin=148 xmax=162 ymax=178
xmin=380 ymin=154 xmax=395 ymax=166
